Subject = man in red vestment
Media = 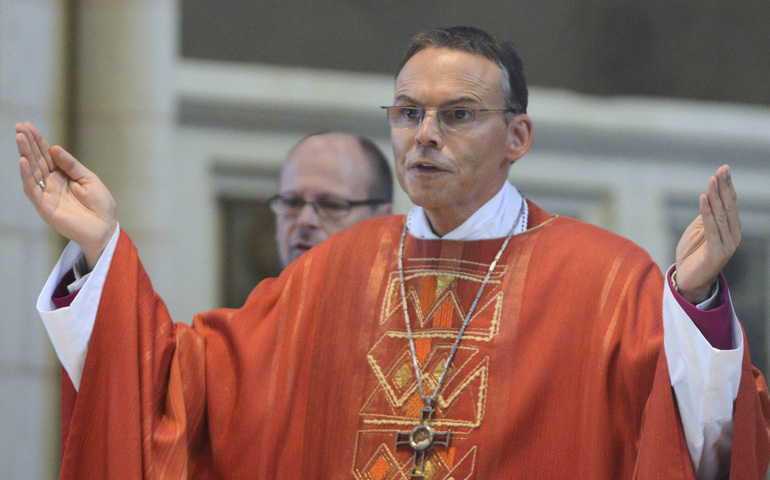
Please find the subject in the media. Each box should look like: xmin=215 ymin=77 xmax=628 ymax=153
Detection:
xmin=15 ymin=26 xmax=770 ymax=478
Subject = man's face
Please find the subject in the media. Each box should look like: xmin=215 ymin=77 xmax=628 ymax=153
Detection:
xmin=275 ymin=134 xmax=389 ymax=267
xmin=391 ymin=47 xmax=522 ymax=235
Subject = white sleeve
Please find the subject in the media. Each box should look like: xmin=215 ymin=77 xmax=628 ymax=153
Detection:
xmin=663 ymin=266 xmax=743 ymax=480
xmin=37 ymin=225 xmax=121 ymax=391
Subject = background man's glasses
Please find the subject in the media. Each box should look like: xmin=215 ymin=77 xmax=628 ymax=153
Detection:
xmin=268 ymin=195 xmax=387 ymax=220
xmin=381 ymin=106 xmax=516 ymax=131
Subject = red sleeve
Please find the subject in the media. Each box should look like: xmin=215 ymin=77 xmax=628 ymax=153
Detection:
xmin=59 ymin=230 xmax=209 ymax=478
xmin=636 ymin=327 xmax=770 ymax=479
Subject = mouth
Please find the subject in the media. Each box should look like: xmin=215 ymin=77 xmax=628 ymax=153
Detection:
xmin=408 ymin=161 xmax=447 ymax=173
xmin=416 ymin=163 xmax=439 ymax=171
xmin=290 ymin=241 xmax=315 ymax=257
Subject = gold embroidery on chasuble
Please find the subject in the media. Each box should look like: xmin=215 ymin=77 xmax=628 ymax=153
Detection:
xmin=353 ymin=241 xmax=514 ymax=480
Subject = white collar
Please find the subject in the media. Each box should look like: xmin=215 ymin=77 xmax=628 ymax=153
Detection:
xmin=406 ymin=182 xmax=528 ymax=240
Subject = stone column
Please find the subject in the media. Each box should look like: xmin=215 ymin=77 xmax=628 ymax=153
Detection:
xmin=0 ymin=1 xmax=67 ymax=477
xmin=73 ymin=0 xmax=180 ymax=311
xmin=1 ymin=0 xmax=180 ymax=475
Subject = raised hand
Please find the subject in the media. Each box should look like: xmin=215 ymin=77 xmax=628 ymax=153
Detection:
xmin=16 ymin=122 xmax=117 ymax=270
xmin=675 ymin=165 xmax=742 ymax=304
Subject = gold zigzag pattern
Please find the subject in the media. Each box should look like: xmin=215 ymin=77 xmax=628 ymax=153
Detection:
xmin=363 ymin=358 xmax=489 ymax=430
xmin=356 ymin=260 xmax=512 ymax=480
xmin=381 ymin=291 xmax=504 ymax=341
xmin=379 ymin=263 xmax=508 ymax=327
xmin=363 ymin=343 xmax=489 ymax=430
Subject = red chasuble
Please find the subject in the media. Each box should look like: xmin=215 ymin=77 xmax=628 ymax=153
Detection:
xmin=59 ymin=203 xmax=770 ymax=479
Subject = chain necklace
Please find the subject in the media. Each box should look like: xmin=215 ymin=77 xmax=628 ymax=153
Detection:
xmin=394 ymin=199 xmax=524 ymax=478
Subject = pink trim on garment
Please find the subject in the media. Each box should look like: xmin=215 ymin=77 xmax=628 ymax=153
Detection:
xmin=668 ymin=268 xmax=732 ymax=350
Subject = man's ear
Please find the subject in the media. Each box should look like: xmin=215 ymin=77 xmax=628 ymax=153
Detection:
xmin=505 ymin=114 xmax=533 ymax=165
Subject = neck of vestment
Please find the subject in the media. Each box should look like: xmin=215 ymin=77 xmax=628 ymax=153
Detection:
xmin=407 ymin=181 xmax=528 ymax=240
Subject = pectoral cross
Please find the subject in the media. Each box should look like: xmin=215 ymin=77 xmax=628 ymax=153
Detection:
xmin=395 ymin=405 xmax=451 ymax=478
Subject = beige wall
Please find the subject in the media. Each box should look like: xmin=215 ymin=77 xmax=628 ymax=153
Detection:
xmin=0 ymin=0 xmax=66 ymax=477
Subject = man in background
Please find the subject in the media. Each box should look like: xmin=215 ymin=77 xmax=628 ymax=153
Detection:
xmin=270 ymin=132 xmax=393 ymax=267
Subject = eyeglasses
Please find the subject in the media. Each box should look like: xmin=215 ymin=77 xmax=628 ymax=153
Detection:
xmin=268 ymin=194 xmax=387 ymax=220
xmin=381 ymin=105 xmax=515 ymax=131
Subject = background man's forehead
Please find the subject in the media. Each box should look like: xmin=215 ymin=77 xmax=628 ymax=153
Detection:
xmin=400 ymin=46 xmax=499 ymax=69
xmin=292 ymin=135 xmax=358 ymax=155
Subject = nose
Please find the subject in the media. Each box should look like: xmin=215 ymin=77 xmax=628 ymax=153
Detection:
xmin=295 ymin=201 xmax=322 ymax=228
xmin=414 ymin=109 xmax=443 ymax=149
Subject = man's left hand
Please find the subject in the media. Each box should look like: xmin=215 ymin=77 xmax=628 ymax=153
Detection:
xmin=675 ymin=164 xmax=742 ymax=304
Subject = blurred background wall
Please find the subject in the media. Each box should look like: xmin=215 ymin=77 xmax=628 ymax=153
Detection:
xmin=1 ymin=1 xmax=769 ymax=477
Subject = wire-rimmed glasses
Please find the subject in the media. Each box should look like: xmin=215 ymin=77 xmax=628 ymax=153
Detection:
xmin=268 ymin=194 xmax=387 ymax=220
xmin=381 ymin=105 xmax=515 ymax=131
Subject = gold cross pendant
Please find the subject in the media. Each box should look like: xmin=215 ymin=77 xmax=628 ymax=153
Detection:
xmin=395 ymin=406 xmax=451 ymax=478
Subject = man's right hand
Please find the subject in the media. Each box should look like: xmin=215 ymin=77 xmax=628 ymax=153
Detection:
xmin=16 ymin=122 xmax=117 ymax=270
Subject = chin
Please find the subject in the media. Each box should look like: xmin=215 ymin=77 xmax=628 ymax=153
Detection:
xmin=405 ymin=187 xmax=445 ymax=208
